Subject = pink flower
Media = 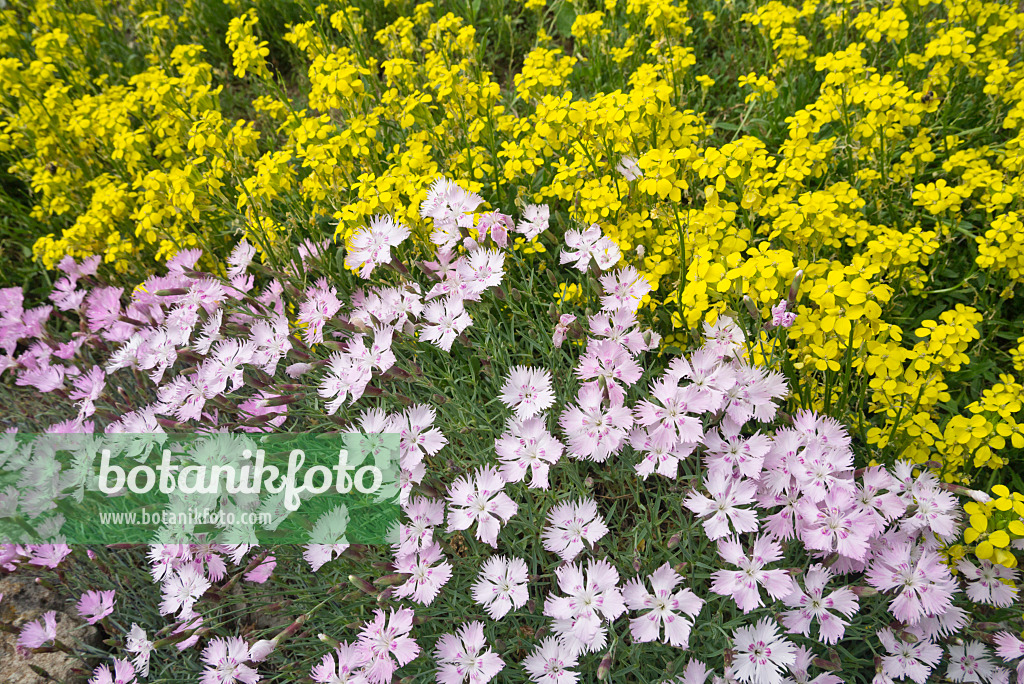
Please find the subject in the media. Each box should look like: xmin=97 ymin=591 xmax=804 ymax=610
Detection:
xmin=457 ymin=248 xmax=505 ymax=297
xmin=877 ymin=628 xmax=942 ymax=684
xmin=517 ymin=204 xmax=549 ymax=240
xmin=200 ymin=636 xmax=260 ymax=684
xmin=434 ymin=621 xmax=504 ymax=684
xmin=781 ymin=564 xmax=858 ymax=644
xmin=865 ymin=541 xmax=956 ymax=625
xmin=393 ymin=543 xmax=453 ymax=606
xmin=356 ymin=608 xmax=421 ymax=684
xmin=599 ymin=266 xmax=651 ymax=313
xmin=957 ymin=559 xmax=1017 ymax=607
xmin=421 ymin=296 xmax=472 ymax=352
xmin=523 ymin=637 xmax=579 ymax=684
xmin=244 ymin=556 xmax=276 ymax=584
xmin=710 ymin=536 xmax=793 ymax=613
xmin=77 ymin=590 xmax=116 ymax=625
xmin=770 ymin=300 xmax=796 ymax=328
xmin=946 ymin=641 xmax=1001 ymax=684
xmin=622 ymin=563 xmax=703 ymax=647
xmin=552 ymin=313 xmax=576 ymax=347
xmin=159 ymin=564 xmax=211 ymax=618
xmin=311 ymin=642 xmax=368 ymax=683
xmin=795 ymin=488 xmax=873 ymax=561
xmin=393 ymin=404 xmax=448 ymax=473
xmin=395 ymin=496 xmax=446 ymax=558
xmin=472 ymin=555 xmax=529 ymax=620
xmin=559 ymin=383 xmax=633 ymax=462
xmin=303 ymin=543 xmax=349 ymax=572
xmin=89 ymin=658 xmax=136 ymax=684
xmin=125 ymin=624 xmax=153 ymax=677
xmin=629 ymin=426 xmax=692 ymax=480
xmin=17 ymin=610 xmax=57 ymax=653
xmin=729 ymin=618 xmax=796 ymax=684
xmin=576 ymin=339 xmax=642 ymax=403
xmin=446 ymin=466 xmax=518 ymax=548
xmin=495 ymin=417 xmax=564 ymax=489
xmin=345 ymin=215 xmax=411 ymax=278
xmin=297 ymin=279 xmax=341 ymax=345
xmin=543 ymin=559 xmax=625 ymax=656
xmin=27 ymin=543 xmax=72 ymax=568
xmin=422 ymin=178 xmax=484 ymax=251
xmin=499 ymin=366 xmax=555 ymax=420
xmin=560 ymin=224 xmax=621 ymax=271
xmin=542 ymin=498 xmax=609 ymax=562
xmin=684 ymin=471 xmax=759 ymax=540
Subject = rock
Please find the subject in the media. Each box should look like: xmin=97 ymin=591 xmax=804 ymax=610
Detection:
xmin=0 ymin=574 xmax=98 ymax=684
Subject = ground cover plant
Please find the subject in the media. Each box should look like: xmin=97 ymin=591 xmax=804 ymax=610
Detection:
xmin=2 ymin=0 xmax=1024 ymax=681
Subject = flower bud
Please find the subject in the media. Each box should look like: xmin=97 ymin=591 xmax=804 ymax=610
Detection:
xmin=248 ymin=639 xmax=277 ymax=662
xmin=349 ymin=575 xmax=377 ymax=596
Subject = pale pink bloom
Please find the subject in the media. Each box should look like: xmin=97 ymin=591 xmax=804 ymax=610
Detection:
xmin=303 ymin=543 xmax=349 ymax=572
xmin=319 ymin=350 xmax=373 ymax=414
xmin=560 ymin=224 xmax=621 ymax=271
xmin=770 ymin=301 xmax=796 ymax=328
xmin=710 ymin=536 xmax=793 ymax=613
xmin=434 ymin=621 xmax=504 ymax=684
xmin=900 ymin=482 xmax=960 ymax=542
xmin=622 ymin=563 xmax=703 ymax=647
xmin=27 ymin=543 xmax=72 ymax=568
xmin=517 ymin=204 xmax=549 ymax=240
xmin=248 ymin=315 xmax=291 ymax=374
xmin=393 ymin=543 xmax=452 ymax=606
xmin=780 ymin=564 xmax=858 ymax=645
xmin=476 ymin=211 xmax=512 ymax=248
xmin=395 ymin=497 xmax=445 ymax=557
xmin=703 ymin=430 xmax=771 ymax=480
xmin=616 ymin=156 xmax=642 ymax=180
xmin=244 ymin=556 xmax=276 ymax=583
xmin=542 ymin=498 xmax=609 ymax=562
xmin=729 ymin=618 xmax=796 ymax=684
xmin=523 ymin=636 xmax=579 ymax=684
xmin=77 ymin=590 xmax=116 ymax=625
xmin=237 ymin=392 xmax=288 ymax=433
xmin=588 ymin=308 xmax=660 ymax=354
xmin=877 ymin=628 xmax=942 ymax=684
xmin=559 ymin=383 xmax=633 ymax=462
xmin=993 ymin=631 xmax=1024 ymax=682
xmin=667 ymin=660 xmax=712 ymax=684
xmin=311 ymin=642 xmax=368 ymax=684
xmin=853 ymin=467 xmax=906 ymax=529
xmin=576 ymin=339 xmax=642 ymax=403
xmin=702 ymin=315 xmax=747 ymax=360
xmin=227 ymin=240 xmax=256 ymax=279
xmin=495 ymin=417 xmax=564 ymax=489
xmin=125 ymin=624 xmax=153 ymax=677
xmin=599 ymin=266 xmax=651 ymax=313
xmin=89 ymin=658 xmax=136 ymax=684
xmin=543 ymin=559 xmax=626 ymax=656
xmin=356 ymin=608 xmax=421 ymax=684
xmin=629 ymin=426 xmax=692 ymax=480
xmin=421 ymin=296 xmax=472 ymax=352
xmin=421 ymin=178 xmax=484 ymax=250
xmin=345 ymin=215 xmax=411 ymax=278
xmin=553 ymin=313 xmax=576 ymax=347
xmin=499 ymin=366 xmax=555 ymax=420
xmin=633 ymin=379 xmax=707 ymax=448
xmin=457 ymin=248 xmax=505 ymax=297
xmin=200 ymin=636 xmax=260 ymax=684
xmin=957 ymin=559 xmax=1017 ymax=607
xmin=865 ymin=541 xmax=956 ymax=624
xmin=159 ymin=564 xmax=211 ymax=617
xmin=560 ymin=224 xmax=604 ymax=270
xmin=795 ymin=489 xmax=873 ymax=561
xmin=472 ymin=555 xmax=529 ymax=620
xmin=685 ymin=471 xmax=759 ymax=540
xmin=393 ymin=404 xmax=448 ymax=473
xmin=446 ymin=466 xmax=518 ymax=548
xmin=946 ymin=642 xmax=1001 ymax=684
xmin=17 ymin=610 xmax=57 ymax=653
xmin=298 ymin=279 xmax=342 ymax=345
